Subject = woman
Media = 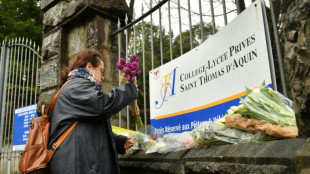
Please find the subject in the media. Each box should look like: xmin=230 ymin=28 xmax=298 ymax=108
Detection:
xmin=47 ymin=50 xmax=137 ymax=173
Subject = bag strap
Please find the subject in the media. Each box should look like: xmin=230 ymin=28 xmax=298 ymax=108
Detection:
xmin=45 ymin=81 xmax=78 ymax=154
xmin=46 ymin=82 xmax=69 ymax=116
xmin=49 ymin=121 xmax=78 ymax=154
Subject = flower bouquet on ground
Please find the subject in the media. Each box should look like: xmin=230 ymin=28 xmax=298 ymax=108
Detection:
xmin=224 ymin=81 xmax=298 ymax=139
xmin=117 ymin=55 xmax=144 ymax=129
xmin=190 ymin=121 xmax=267 ymax=146
xmin=112 ymin=126 xmax=151 ymax=154
xmin=145 ymin=131 xmax=194 ymax=154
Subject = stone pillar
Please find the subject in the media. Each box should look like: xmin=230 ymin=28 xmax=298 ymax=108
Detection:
xmin=38 ymin=0 xmax=129 ymax=126
xmin=281 ymin=0 xmax=310 ymax=137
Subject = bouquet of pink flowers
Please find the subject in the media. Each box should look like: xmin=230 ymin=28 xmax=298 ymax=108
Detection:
xmin=117 ymin=55 xmax=141 ymax=82
xmin=117 ymin=55 xmax=144 ymax=129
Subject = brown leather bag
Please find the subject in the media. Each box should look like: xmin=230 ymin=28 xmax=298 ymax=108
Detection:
xmin=19 ymin=84 xmax=78 ymax=174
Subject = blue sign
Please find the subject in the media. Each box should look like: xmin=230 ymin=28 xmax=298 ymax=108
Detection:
xmin=12 ymin=104 xmax=38 ymax=151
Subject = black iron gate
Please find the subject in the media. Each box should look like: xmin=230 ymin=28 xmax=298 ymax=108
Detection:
xmin=0 ymin=37 xmax=41 ymax=174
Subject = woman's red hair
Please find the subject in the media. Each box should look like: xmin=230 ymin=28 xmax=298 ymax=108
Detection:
xmin=60 ymin=50 xmax=103 ymax=86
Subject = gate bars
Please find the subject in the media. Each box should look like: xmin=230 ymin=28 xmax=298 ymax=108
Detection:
xmin=112 ymin=0 xmax=287 ymax=131
xmin=0 ymin=37 xmax=41 ymax=174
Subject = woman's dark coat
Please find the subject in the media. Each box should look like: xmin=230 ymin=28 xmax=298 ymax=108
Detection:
xmin=47 ymin=76 xmax=138 ymax=174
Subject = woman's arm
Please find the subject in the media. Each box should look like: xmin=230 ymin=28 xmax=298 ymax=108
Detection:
xmin=65 ymin=80 xmax=138 ymax=120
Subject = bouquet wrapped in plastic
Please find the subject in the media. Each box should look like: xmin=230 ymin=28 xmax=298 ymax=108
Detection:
xmin=145 ymin=131 xmax=195 ymax=154
xmin=224 ymin=81 xmax=298 ymax=138
xmin=239 ymin=81 xmax=296 ymax=126
xmin=112 ymin=126 xmax=151 ymax=154
xmin=145 ymin=121 xmax=269 ymax=154
xmin=190 ymin=122 xmax=268 ymax=146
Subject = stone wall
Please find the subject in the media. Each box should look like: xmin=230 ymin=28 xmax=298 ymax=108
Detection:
xmin=281 ymin=0 xmax=310 ymax=137
xmin=39 ymin=0 xmax=129 ymax=125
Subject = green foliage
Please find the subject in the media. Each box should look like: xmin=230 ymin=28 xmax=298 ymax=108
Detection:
xmin=0 ymin=0 xmax=42 ymax=45
xmin=240 ymin=82 xmax=296 ymax=126
xmin=173 ymin=22 xmax=215 ymax=58
xmin=0 ymin=0 xmax=42 ymax=143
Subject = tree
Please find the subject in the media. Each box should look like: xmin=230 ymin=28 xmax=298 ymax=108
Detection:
xmin=0 ymin=0 xmax=42 ymax=45
xmin=173 ymin=22 xmax=216 ymax=58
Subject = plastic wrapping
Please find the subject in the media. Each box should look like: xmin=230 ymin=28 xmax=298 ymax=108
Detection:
xmin=274 ymin=90 xmax=295 ymax=114
xmin=112 ymin=126 xmax=151 ymax=154
xmin=274 ymin=90 xmax=293 ymax=108
xmin=191 ymin=122 xmax=267 ymax=146
xmin=145 ymin=122 xmax=268 ymax=154
xmin=145 ymin=131 xmax=194 ymax=154
xmin=234 ymin=82 xmax=297 ymax=127
xmin=223 ymin=82 xmax=298 ymax=138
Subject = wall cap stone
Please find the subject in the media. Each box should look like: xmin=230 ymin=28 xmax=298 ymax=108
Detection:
xmin=119 ymin=138 xmax=310 ymax=173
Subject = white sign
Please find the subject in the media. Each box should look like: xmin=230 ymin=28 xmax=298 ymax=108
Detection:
xmin=149 ymin=0 xmax=274 ymax=134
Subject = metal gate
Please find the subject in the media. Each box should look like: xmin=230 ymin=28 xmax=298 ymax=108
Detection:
xmin=112 ymin=0 xmax=287 ymax=131
xmin=0 ymin=37 xmax=41 ymax=174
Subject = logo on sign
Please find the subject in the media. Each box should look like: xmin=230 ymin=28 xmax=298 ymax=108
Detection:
xmin=155 ymin=67 xmax=177 ymax=109
xmin=153 ymin=67 xmax=160 ymax=80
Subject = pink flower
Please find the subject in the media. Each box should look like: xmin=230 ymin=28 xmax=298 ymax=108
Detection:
xmin=116 ymin=62 xmax=124 ymax=70
xmin=127 ymin=75 xmax=133 ymax=82
xmin=130 ymin=71 xmax=136 ymax=76
xmin=117 ymin=55 xmax=141 ymax=82
xmin=130 ymin=55 xmax=137 ymax=62
xmin=131 ymin=62 xmax=139 ymax=70
xmin=150 ymin=134 xmax=157 ymax=140
xmin=135 ymin=70 xmax=141 ymax=76
xmin=123 ymin=67 xmax=131 ymax=74
xmin=119 ymin=58 xmax=126 ymax=65
xmin=125 ymin=62 xmax=132 ymax=68
xmin=185 ymin=137 xmax=195 ymax=149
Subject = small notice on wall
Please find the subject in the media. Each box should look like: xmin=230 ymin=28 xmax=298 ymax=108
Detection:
xmin=12 ymin=104 xmax=38 ymax=151
xmin=149 ymin=0 xmax=274 ymax=134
